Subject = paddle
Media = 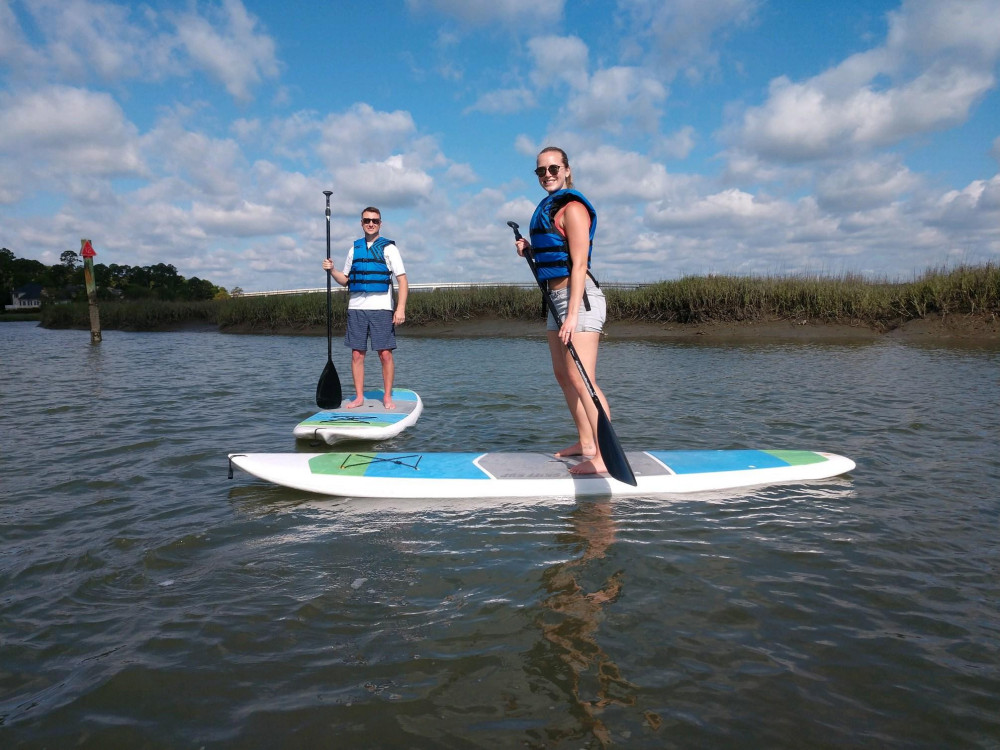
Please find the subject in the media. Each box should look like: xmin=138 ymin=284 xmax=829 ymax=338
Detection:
xmin=316 ymin=190 xmax=343 ymax=408
xmin=507 ymin=220 xmax=637 ymax=486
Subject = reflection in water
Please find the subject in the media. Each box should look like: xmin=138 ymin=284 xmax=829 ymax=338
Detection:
xmin=535 ymin=501 xmax=639 ymax=747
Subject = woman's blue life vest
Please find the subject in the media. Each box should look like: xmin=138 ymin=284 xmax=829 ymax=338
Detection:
xmin=347 ymin=237 xmax=394 ymax=294
xmin=528 ymin=189 xmax=600 ymax=310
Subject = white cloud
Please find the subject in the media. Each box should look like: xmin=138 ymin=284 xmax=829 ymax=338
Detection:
xmin=406 ymin=0 xmax=564 ymax=26
xmin=0 ymin=85 xmax=145 ymax=176
xmin=514 ymin=134 xmax=540 ymax=157
xmin=316 ymin=104 xmax=420 ymax=166
xmin=738 ymin=66 xmax=995 ymax=162
xmin=0 ymin=1 xmax=42 ymax=73
xmin=465 ymin=87 xmax=535 ymax=114
xmin=656 ymin=126 xmax=696 ymax=160
xmin=527 ymin=35 xmax=589 ymax=90
xmin=231 ymin=117 xmax=262 ymax=141
xmin=645 ymin=187 xmax=788 ymax=229
xmin=815 ymin=157 xmax=921 ymax=212
xmin=731 ymin=0 xmax=1000 ymax=163
xmin=173 ymin=0 xmax=279 ymax=101
xmin=571 ymin=145 xmax=686 ymax=204
xmin=191 ymin=200 xmax=292 ymax=236
xmin=464 ymin=35 xmax=584 ymax=129
xmin=616 ymin=0 xmax=758 ymax=79
xmin=143 ymin=114 xmax=248 ymax=200
xmin=332 ymin=155 xmax=434 ymax=208
xmin=885 ymin=0 xmax=1000 ymax=65
xmin=3 ymin=0 xmax=278 ymax=101
xmin=444 ymin=162 xmax=479 ymax=184
xmin=566 ymin=67 xmax=666 ymax=133
xmin=932 ymin=174 xmax=1000 ymax=231
xmin=525 ymin=36 xmax=667 ymax=134
xmin=253 ymin=163 xmax=323 ymax=211
xmin=7 ymin=0 xmax=173 ymax=83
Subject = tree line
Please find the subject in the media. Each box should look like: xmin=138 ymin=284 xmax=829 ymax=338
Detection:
xmin=1 ymin=247 xmax=229 ymax=306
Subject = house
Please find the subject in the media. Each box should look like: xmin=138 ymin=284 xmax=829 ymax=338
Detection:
xmin=5 ymin=283 xmax=42 ymax=311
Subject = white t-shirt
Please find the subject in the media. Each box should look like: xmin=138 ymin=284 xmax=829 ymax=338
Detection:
xmin=342 ymin=240 xmax=406 ymax=311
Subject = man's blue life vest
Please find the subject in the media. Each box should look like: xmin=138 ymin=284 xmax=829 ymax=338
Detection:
xmin=347 ymin=237 xmax=393 ymax=293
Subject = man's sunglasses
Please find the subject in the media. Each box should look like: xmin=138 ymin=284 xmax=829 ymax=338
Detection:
xmin=534 ymin=165 xmax=563 ymax=178
xmin=362 ymin=217 xmax=381 ymax=225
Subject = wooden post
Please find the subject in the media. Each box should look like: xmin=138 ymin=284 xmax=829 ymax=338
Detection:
xmin=81 ymin=239 xmax=101 ymax=344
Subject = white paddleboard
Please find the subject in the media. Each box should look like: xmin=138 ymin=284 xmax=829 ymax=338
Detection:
xmin=293 ymin=389 xmax=423 ymax=445
xmin=228 ymin=449 xmax=855 ymax=499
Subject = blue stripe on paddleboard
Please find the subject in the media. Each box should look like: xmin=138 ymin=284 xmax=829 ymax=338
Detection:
xmin=367 ymin=389 xmax=418 ymax=402
xmin=359 ymin=452 xmax=490 ymax=479
xmin=648 ymin=450 xmax=796 ymax=474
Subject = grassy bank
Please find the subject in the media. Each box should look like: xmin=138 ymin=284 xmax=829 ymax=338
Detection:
xmin=38 ymin=263 xmax=1000 ymax=333
xmin=40 ymin=298 xmax=221 ymax=330
xmin=612 ymin=263 xmax=1000 ymax=328
xmin=1 ymin=312 xmax=42 ymax=322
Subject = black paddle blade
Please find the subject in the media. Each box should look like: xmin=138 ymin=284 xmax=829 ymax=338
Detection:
xmin=597 ymin=412 xmax=637 ymax=486
xmin=315 ymin=359 xmax=343 ymax=409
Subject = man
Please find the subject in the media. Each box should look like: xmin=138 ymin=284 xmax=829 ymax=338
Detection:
xmin=323 ymin=207 xmax=408 ymax=409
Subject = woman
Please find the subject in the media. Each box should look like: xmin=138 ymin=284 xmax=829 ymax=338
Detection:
xmin=515 ymin=146 xmax=610 ymax=475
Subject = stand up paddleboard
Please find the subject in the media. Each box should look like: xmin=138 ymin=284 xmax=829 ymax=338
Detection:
xmin=293 ymin=389 xmax=423 ymax=445
xmin=228 ymin=449 xmax=855 ymax=499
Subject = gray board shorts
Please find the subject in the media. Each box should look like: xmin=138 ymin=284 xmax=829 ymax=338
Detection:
xmin=546 ymin=280 xmax=606 ymax=333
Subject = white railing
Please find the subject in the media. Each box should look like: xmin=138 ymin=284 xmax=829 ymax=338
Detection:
xmin=236 ymin=281 xmax=649 ymax=297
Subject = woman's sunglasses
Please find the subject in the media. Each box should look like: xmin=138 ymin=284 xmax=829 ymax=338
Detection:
xmin=534 ymin=165 xmax=563 ymax=178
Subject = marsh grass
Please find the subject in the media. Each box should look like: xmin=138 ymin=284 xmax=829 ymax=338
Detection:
xmin=216 ymin=292 xmax=345 ymax=331
xmin=39 ymin=263 xmax=1000 ymax=332
xmin=40 ymin=298 xmax=221 ymax=330
xmin=405 ymin=285 xmax=541 ymax=323
xmin=608 ymin=264 xmax=1000 ymax=329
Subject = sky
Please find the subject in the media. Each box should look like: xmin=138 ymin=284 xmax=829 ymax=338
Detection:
xmin=1 ymin=0 xmax=999 ymax=293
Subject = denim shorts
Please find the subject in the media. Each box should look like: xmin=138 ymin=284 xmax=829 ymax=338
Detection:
xmin=345 ymin=309 xmax=396 ymax=351
xmin=546 ymin=282 xmax=606 ymax=333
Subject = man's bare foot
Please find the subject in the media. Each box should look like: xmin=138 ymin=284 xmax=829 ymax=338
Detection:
xmin=554 ymin=441 xmax=596 ymax=458
xmin=569 ymin=457 xmax=607 ymax=475
xmin=344 ymin=395 xmax=365 ymax=408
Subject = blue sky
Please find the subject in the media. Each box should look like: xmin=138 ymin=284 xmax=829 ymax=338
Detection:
xmin=1 ymin=0 xmax=999 ymax=293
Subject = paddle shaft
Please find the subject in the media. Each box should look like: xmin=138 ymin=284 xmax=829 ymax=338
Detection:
xmin=315 ymin=191 xmax=343 ymax=408
xmin=324 ymin=190 xmax=333 ymax=361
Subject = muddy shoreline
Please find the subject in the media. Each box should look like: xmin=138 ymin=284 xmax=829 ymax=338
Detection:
xmin=218 ymin=313 xmax=1000 ymax=345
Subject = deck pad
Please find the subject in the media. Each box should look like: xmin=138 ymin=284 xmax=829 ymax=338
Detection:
xmin=293 ymin=389 xmax=422 ymax=445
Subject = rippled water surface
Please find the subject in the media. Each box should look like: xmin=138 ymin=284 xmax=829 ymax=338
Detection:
xmin=2 ymin=322 xmax=999 ymax=748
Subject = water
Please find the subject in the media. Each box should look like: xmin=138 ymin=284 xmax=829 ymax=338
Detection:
xmin=2 ymin=321 xmax=999 ymax=749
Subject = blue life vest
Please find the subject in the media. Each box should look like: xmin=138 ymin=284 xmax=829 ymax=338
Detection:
xmin=347 ymin=237 xmax=393 ymax=293
xmin=528 ymin=189 xmax=597 ymax=282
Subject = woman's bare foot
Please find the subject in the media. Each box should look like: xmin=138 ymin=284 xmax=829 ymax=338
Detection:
xmin=569 ymin=456 xmax=607 ymax=475
xmin=554 ymin=441 xmax=596 ymax=458
xmin=344 ymin=395 xmax=365 ymax=408
xmin=383 ymin=397 xmax=395 ymax=409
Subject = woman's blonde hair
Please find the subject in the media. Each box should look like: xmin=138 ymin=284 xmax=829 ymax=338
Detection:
xmin=538 ymin=146 xmax=573 ymax=189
